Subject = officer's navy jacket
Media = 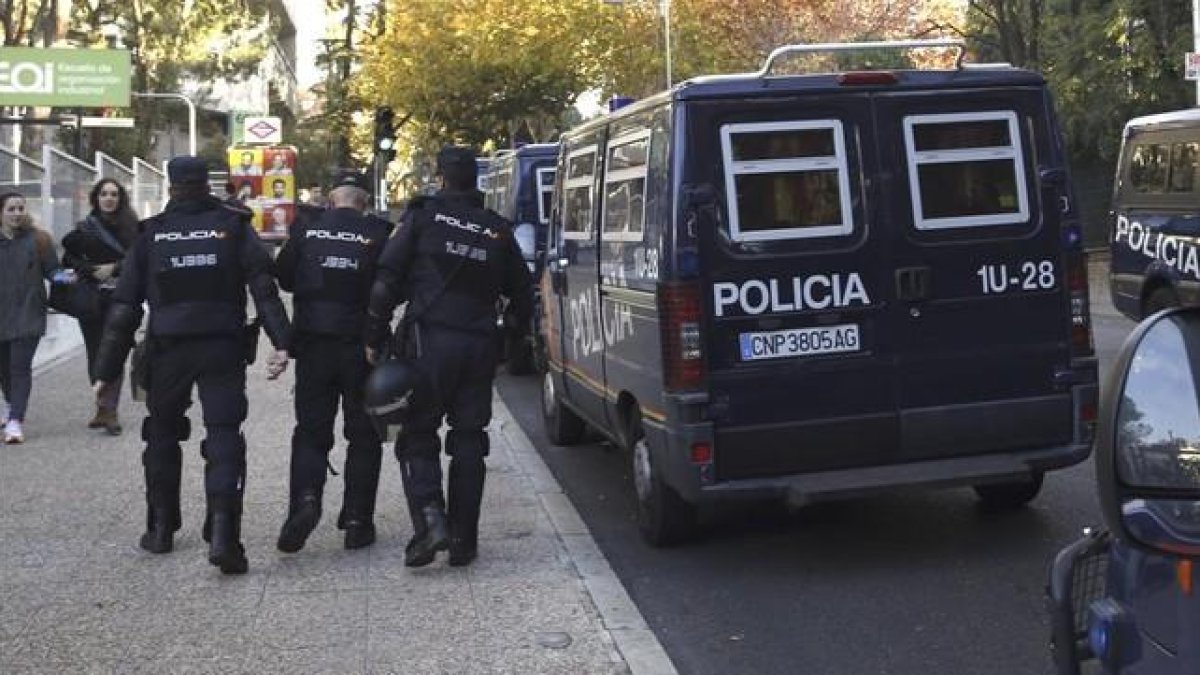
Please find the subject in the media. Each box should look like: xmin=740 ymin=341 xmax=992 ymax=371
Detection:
xmin=366 ymin=189 xmax=533 ymax=343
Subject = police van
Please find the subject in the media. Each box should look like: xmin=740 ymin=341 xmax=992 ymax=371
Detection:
xmin=538 ymin=39 xmax=1100 ymax=545
xmin=484 ymin=144 xmax=559 ymax=373
xmin=1108 ymin=108 xmax=1200 ymax=320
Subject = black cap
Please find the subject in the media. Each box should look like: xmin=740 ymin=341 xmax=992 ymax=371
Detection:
xmin=333 ymin=169 xmax=370 ymax=191
xmin=167 ymin=156 xmax=208 ymax=185
xmin=437 ymin=145 xmax=477 ymax=173
xmin=436 ymin=145 xmax=477 ymax=187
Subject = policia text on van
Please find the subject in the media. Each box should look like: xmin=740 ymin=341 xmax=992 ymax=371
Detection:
xmin=538 ymin=39 xmax=1099 ymax=546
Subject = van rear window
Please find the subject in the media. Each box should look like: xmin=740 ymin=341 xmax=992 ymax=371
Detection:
xmin=903 ymin=111 xmax=1030 ymax=230
xmin=720 ymin=120 xmax=854 ymax=242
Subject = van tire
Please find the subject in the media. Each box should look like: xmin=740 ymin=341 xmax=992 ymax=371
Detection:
xmin=1143 ymin=287 xmax=1179 ymax=318
xmin=542 ymin=372 xmax=584 ymax=445
xmin=632 ymin=425 xmax=697 ymax=547
xmin=973 ymin=472 xmax=1044 ymax=510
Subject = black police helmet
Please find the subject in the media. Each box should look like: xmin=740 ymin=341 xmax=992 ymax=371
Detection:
xmin=363 ymin=358 xmax=427 ymax=442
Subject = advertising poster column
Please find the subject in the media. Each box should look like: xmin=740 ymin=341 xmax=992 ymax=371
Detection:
xmin=227 ymin=144 xmax=297 ymax=242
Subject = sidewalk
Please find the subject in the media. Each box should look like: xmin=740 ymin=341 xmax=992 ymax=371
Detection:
xmin=1 ymin=347 xmax=675 ymax=674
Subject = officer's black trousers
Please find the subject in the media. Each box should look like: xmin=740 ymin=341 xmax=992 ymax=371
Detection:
xmin=143 ymin=336 xmax=247 ymax=512
xmin=396 ymin=325 xmax=497 ymax=513
xmin=289 ymin=335 xmax=381 ymax=522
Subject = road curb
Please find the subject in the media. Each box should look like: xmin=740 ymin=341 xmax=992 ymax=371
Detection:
xmin=494 ymin=397 xmax=680 ymax=675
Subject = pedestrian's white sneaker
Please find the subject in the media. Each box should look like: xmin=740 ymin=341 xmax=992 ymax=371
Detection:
xmin=4 ymin=419 xmax=23 ymax=444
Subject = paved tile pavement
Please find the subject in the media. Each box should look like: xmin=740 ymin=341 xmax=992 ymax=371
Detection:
xmin=2 ymin=346 xmax=675 ymax=674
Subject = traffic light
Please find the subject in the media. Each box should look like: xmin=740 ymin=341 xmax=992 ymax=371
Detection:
xmin=374 ymin=106 xmax=396 ymax=163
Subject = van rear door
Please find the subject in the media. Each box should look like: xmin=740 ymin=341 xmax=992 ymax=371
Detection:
xmin=691 ymin=95 xmax=901 ymax=480
xmin=872 ymin=88 xmax=1074 ymax=460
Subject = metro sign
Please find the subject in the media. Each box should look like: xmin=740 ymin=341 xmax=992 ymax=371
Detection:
xmin=242 ymin=115 xmax=282 ymax=144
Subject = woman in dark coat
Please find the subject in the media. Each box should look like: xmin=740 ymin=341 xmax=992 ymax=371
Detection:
xmin=62 ymin=178 xmax=140 ymax=435
xmin=1 ymin=192 xmax=62 ymax=444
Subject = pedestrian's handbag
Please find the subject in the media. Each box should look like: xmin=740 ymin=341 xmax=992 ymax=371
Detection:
xmin=47 ymin=276 xmax=104 ymax=321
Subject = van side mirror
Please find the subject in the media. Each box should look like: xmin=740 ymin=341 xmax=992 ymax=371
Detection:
xmin=1097 ymin=307 xmax=1200 ymax=557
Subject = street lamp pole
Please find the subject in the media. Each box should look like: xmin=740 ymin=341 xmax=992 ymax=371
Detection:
xmin=662 ymin=0 xmax=672 ymax=89
xmin=1193 ymin=0 xmax=1198 ymax=104
xmin=132 ymin=92 xmax=197 ymax=156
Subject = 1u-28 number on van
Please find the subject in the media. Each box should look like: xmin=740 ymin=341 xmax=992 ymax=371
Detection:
xmin=976 ymin=260 xmax=1056 ymax=295
xmin=739 ymin=324 xmax=860 ymax=361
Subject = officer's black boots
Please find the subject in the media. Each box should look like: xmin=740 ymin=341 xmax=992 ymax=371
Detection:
xmin=277 ymin=490 xmax=322 ymax=553
xmin=139 ymin=505 xmax=175 ymax=554
xmin=342 ymin=519 xmax=376 ymax=550
xmin=447 ymin=458 xmax=486 ymax=566
xmin=404 ymin=504 xmax=449 ymax=567
xmin=207 ymin=501 xmax=248 ymax=575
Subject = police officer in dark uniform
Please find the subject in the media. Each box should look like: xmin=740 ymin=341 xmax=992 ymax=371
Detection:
xmin=94 ymin=156 xmax=292 ymax=575
xmin=365 ymin=146 xmax=533 ymax=567
xmin=273 ymin=170 xmax=392 ymax=553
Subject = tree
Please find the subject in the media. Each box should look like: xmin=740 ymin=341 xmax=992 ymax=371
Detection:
xmin=1 ymin=0 xmax=66 ymax=46
xmin=358 ymin=0 xmax=608 ymax=149
xmin=64 ymin=0 xmax=274 ymax=158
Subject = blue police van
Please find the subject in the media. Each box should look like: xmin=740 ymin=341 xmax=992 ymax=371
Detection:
xmin=1048 ymin=306 xmax=1200 ymax=675
xmin=538 ymin=39 xmax=1100 ymax=545
xmin=484 ymin=144 xmax=559 ymax=373
xmin=1108 ymin=108 xmax=1200 ymax=320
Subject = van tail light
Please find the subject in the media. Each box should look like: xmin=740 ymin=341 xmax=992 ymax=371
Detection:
xmin=659 ymin=281 xmax=705 ymax=392
xmin=838 ymin=71 xmax=898 ymax=86
xmin=1066 ymin=252 xmax=1094 ymax=357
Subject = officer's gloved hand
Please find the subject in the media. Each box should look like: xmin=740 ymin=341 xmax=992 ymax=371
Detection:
xmin=266 ymin=350 xmax=290 ymax=380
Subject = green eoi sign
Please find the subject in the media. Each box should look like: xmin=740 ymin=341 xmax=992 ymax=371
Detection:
xmin=0 ymin=47 xmax=131 ymax=108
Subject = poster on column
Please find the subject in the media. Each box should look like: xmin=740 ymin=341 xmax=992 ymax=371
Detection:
xmin=226 ymin=145 xmax=297 ymax=242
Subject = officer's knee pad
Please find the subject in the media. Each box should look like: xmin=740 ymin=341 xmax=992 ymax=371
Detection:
xmin=395 ymin=431 xmax=440 ymax=461
xmin=142 ymin=416 xmax=191 ymax=442
xmin=446 ymin=428 xmax=489 ymax=459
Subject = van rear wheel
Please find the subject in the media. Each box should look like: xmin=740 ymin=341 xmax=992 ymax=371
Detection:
xmin=973 ymin=472 xmax=1044 ymax=510
xmin=632 ymin=428 xmax=697 ymax=547
xmin=542 ymin=372 xmax=584 ymax=445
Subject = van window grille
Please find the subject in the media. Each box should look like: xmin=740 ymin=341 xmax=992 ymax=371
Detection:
xmin=536 ymin=167 xmax=556 ymax=225
xmin=563 ymin=145 xmax=596 ymax=240
xmin=903 ymin=111 xmax=1030 ymax=229
xmin=603 ymin=131 xmax=651 ymax=242
xmin=1168 ymin=142 xmax=1197 ymax=194
xmin=720 ymin=119 xmax=854 ymax=242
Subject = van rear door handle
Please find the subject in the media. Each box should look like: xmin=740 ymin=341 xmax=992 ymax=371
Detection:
xmin=895 ymin=266 xmax=931 ymax=302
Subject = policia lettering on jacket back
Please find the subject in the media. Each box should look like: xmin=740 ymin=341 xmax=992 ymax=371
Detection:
xmin=539 ymin=40 xmax=1099 ymax=546
xmin=365 ymin=146 xmax=533 ymax=568
xmin=95 ymin=156 xmax=292 ymax=575
xmin=273 ymin=169 xmax=393 ymax=554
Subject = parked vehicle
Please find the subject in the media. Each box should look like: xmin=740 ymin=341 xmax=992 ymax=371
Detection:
xmin=1108 ymin=108 xmax=1200 ymax=320
xmin=485 ymin=144 xmax=559 ymax=374
xmin=1048 ymin=306 xmax=1200 ymax=675
xmin=539 ymin=39 xmax=1099 ymax=546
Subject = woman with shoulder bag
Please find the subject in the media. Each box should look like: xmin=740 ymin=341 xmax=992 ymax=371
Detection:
xmin=62 ymin=178 xmax=140 ymax=435
xmin=0 ymin=192 xmax=64 ymax=444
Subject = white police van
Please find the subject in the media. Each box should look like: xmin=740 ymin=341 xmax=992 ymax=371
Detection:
xmin=539 ymin=39 xmax=1100 ymax=545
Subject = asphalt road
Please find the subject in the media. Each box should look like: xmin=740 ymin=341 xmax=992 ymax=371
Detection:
xmin=495 ymin=269 xmax=1137 ymax=675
